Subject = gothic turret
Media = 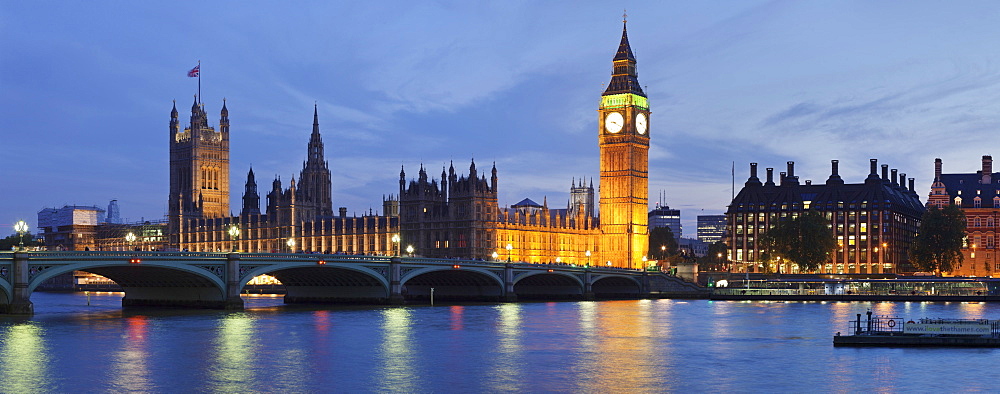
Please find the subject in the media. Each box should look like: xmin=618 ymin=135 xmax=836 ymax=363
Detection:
xmin=296 ymin=104 xmax=333 ymax=218
xmin=241 ymin=167 xmax=260 ymax=216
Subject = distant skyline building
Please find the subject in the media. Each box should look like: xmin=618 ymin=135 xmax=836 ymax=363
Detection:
xmin=105 ymin=199 xmax=121 ymax=224
xmin=927 ymin=155 xmax=999 ymax=276
xmin=728 ymin=159 xmax=924 ymax=274
xmin=697 ymin=215 xmax=726 ymax=244
xmin=648 ymin=204 xmax=681 ymax=240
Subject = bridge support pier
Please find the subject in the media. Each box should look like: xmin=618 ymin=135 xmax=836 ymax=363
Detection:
xmin=224 ymin=253 xmax=245 ymax=310
xmin=503 ymin=263 xmax=517 ymax=302
xmin=583 ymin=269 xmax=595 ymax=301
xmin=7 ymin=252 xmax=33 ymax=315
xmin=388 ymin=257 xmax=404 ymax=305
xmin=641 ymin=271 xmax=651 ymax=297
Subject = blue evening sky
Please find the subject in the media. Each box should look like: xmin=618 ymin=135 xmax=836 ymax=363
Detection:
xmin=3 ymin=1 xmax=999 ymax=237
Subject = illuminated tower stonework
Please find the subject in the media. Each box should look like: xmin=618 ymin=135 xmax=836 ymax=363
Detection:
xmin=598 ymin=20 xmax=650 ymax=268
xmin=168 ymin=97 xmax=231 ymax=247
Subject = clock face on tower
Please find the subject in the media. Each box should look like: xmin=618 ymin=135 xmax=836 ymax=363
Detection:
xmin=605 ymin=112 xmax=624 ymax=133
xmin=636 ymin=113 xmax=647 ymax=135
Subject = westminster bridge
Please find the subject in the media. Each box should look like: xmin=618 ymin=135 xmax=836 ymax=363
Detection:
xmin=0 ymin=251 xmax=703 ymax=314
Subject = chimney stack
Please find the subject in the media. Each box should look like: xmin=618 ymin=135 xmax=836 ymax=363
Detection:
xmin=780 ymin=172 xmax=787 ymax=186
xmin=805 ymin=180 xmax=812 ymax=185
xmin=787 ymin=161 xmax=795 ymax=179
xmin=827 ymin=159 xmax=844 ymax=185
xmin=934 ymin=158 xmax=943 ymax=181
xmin=900 ymin=173 xmax=907 ymax=191
xmin=766 ymin=168 xmax=774 ymax=186
xmin=891 ymin=169 xmax=898 ymax=186
xmin=746 ymin=163 xmax=762 ymax=186
xmin=983 ymin=155 xmax=993 ymax=184
xmin=869 ymin=159 xmax=878 ymax=177
xmin=881 ymin=164 xmax=889 ymax=181
xmin=909 ymin=178 xmax=915 ymax=192
xmin=339 ymin=207 xmax=348 ymax=217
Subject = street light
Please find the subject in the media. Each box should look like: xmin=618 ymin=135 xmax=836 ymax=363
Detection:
xmin=506 ymin=243 xmax=513 ymax=262
xmin=13 ymin=220 xmax=28 ymax=250
xmin=391 ymin=234 xmax=400 ymax=256
xmin=287 ymin=238 xmax=296 ymax=253
xmin=228 ymin=224 xmax=240 ymax=252
xmin=492 ymin=251 xmax=499 ymax=261
xmin=585 ymin=250 xmax=591 ymax=267
xmin=642 ymin=255 xmax=648 ymax=270
xmin=406 ymin=244 xmax=414 ymax=257
xmin=125 ymin=232 xmax=137 ymax=251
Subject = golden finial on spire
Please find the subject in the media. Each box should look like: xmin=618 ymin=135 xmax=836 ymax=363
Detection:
xmin=623 ymin=9 xmax=627 ymax=23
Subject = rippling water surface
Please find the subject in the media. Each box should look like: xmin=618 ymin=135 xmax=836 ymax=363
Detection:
xmin=1 ymin=293 xmax=998 ymax=392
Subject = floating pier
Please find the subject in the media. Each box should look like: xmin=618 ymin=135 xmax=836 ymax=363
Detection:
xmin=833 ymin=311 xmax=1000 ymax=347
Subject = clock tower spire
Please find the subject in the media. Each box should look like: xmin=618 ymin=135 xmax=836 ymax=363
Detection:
xmin=598 ymin=17 xmax=650 ymax=269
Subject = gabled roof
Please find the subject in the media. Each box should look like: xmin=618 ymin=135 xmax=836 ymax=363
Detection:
xmin=939 ymin=172 xmax=1000 ymax=207
xmin=512 ymin=198 xmax=542 ymax=208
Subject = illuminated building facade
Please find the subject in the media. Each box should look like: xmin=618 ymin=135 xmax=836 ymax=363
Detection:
xmin=168 ymin=97 xmax=231 ymax=247
xmin=84 ymin=20 xmax=651 ymax=268
xmin=397 ymin=20 xmax=650 ymax=268
xmin=927 ymin=156 xmax=1000 ymax=276
xmin=173 ymin=105 xmax=397 ymax=255
xmin=727 ymin=159 xmax=924 ymax=274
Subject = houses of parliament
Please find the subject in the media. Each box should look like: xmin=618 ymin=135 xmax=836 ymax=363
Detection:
xmin=98 ymin=21 xmax=653 ymax=269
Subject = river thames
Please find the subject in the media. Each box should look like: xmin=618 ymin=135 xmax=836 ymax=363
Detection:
xmin=1 ymin=293 xmax=998 ymax=392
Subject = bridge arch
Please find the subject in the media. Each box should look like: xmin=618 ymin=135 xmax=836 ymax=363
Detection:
xmin=401 ymin=267 xmax=504 ymax=301
xmin=513 ymin=271 xmax=585 ymax=299
xmin=243 ymin=262 xmax=390 ymax=304
xmin=30 ymin=259 xmax=229 ymax=308
xmin=591 ymin=274 xmax=642 ymax=298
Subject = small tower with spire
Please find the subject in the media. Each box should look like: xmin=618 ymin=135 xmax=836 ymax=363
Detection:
xmin=242 ymin=167 xmax=261 ymax=216
xmin=296 ymin=104 xmax=334 ymax=218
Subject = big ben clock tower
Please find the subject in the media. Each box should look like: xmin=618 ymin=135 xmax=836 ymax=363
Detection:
xmin=598 ymin=17 xmax=649 ymax=269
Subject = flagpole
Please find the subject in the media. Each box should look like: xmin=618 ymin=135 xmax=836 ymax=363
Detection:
xmin=198 ymin=60 xmax=201 ymax=104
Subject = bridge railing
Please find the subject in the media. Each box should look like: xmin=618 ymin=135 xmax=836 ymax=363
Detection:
xmin=0 ymin=251 xmax=647 ymax=274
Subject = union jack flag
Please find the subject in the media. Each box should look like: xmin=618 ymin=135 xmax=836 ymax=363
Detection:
xmin=187 ymin=65 xmax=200 ymax=77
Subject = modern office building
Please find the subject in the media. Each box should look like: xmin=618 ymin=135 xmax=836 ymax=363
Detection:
xmin=697 ymin=215 xmax=726 ymax=244
xmin=648 ymin=204 xmax=681 ymax=240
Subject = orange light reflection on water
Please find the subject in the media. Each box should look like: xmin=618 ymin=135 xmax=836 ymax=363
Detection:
xmin=110 ymin=315 xmax=152 ymax=392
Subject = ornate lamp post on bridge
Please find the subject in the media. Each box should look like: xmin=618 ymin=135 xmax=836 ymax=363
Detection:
xmin=492 ymin=251 xmax=499 ymax=261
xmin=228 ymin=224 xmax=240 ymax=252
xmin=406 ymin=244 xmax=414 ymax=257
xmin=506 ymin=243 xmax=513 ymax=262
xmin=585 ymin=250 xmax=591 ymax=267
xmin=125 ymin=232 xmax=137 ymax=251
xmin=13 ymin=220 xmax=28 ymax=251
xmin=391 ymin=234 xmax=400 ymax=257
xmin=287 ymin=238 xmax=296 ymax=253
